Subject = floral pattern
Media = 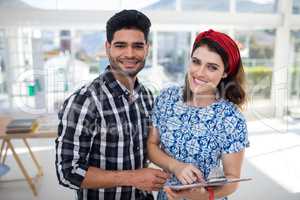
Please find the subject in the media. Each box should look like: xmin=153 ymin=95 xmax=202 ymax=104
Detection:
xmin=152 ymin=86 xmax=249 ymax=200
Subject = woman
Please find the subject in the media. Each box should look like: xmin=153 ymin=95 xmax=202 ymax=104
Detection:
xmin=147 ymin=29 xmax=250 ymax=200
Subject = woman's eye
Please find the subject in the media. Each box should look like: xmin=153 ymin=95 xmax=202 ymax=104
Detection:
xmin=208 ymin=65 xmax=218 ymax=71
xmin=192 ymin=59 xmax=200 ymax=64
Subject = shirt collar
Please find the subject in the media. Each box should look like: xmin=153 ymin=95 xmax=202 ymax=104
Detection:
xmin=102 ymin=66 xmax=143 ymax=99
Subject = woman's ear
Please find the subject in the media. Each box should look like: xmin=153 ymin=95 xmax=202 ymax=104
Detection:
xmin=222 ymin=73 xmax=228 ymax=79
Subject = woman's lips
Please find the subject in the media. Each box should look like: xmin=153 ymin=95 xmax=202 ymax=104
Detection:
xmin=193 ymin=77 xmax=208 ymax=85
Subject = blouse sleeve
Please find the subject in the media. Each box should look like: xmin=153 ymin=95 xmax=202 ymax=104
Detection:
xmin=222 ymin=107 xmax=250 ymax=154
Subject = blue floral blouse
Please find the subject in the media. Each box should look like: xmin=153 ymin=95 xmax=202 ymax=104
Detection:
xmin=152 ymin=86 xmax=250 ymax=200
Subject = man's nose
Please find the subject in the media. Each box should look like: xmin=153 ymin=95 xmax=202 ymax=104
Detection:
xmin=124 ymin=46 xmax=134 ymax=57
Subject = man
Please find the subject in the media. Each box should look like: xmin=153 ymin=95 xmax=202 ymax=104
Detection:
xmin=55 ymin=9 xmax=169 ymax=200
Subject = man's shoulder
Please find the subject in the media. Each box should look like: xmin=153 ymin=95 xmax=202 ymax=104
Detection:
xmin=86 ymin=75 xmax=104 ymax=92
xmin=138 ymin=83 xmax=153 ymax=96
xmin=74 ymin=80 xmax=97 ymax=96
xmin=63 ymin=76 xmax=102 ymax=102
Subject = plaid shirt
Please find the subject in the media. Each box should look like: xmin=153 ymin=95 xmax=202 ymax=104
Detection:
xmin=55 ymin=67 xmax=154 ymax=200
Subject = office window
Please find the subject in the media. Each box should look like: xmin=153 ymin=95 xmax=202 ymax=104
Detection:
xmin=143 ymin=0 xmax=229 ymax=11
xmin=73 ymin=30 xmax=106 ymax=77
xmin=0 ymin=29 xmax=9 ymax=111
xmin=11 ymin=0 xmax=153 ymax=11
xmin=0 ymin=0 xmax=41 ymax=9
xmin=4 ymin=0 xmax=119 ymax=10
xmin=181 ymin=0 xmax=230 ymax=11
xmin=236 ymin=0 xmax=278 ymax=13
xmin=157 ymin=32 xmax=191 ymax=85
xmin=136 ymin=33 xmax=161 ymax=94
xmin=236 ymin=29 xmax=275 ymax=66
xmin=290 ymin=31 xmax=300 ymax=101
xmin=0 ymin=28 xmax=107 ymax=112
xmin=0 ymin=30 xmax=6 ymax=95
xmin=141 ymin=0 xmax=176 ymax=11
xmin=6 ymin=28 xmax=34 ymax=109
xmin=293 ymin=0 xmax=300 ymax=14
xmin=236 ymin=29 xmax=275 ymax=99
xmin=42 ymin=30 xmax=107 ymax=111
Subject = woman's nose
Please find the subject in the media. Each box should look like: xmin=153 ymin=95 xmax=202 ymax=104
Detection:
xmin=195 ymin=65 xmax=206 ymax=76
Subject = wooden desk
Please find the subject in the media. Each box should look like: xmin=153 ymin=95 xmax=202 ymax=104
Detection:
xmin=0 ymin=116 xmax=57 ymax=196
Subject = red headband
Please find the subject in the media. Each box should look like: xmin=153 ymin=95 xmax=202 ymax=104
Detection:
xmin=193 ymin=29 xmax=241 ymax=76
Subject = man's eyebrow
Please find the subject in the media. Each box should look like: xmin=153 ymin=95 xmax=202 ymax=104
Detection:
xmin=112 ymin=41 xmax=145 ymax=45
xmin=112 ymin=41 xmax=126 ymax=45
xmin=133 ymin=42 xmax=145 ymax=45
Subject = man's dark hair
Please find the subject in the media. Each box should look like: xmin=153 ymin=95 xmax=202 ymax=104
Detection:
xmin=106 ymin=9 xmax=151 ymax=43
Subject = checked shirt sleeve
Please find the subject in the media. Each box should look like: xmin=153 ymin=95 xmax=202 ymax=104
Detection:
xmin=55 ymin=89 xmax=97 ymax=190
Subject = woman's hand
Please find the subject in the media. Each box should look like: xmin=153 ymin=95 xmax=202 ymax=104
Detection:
xmin=171 ymin=162 xmax=204 ymax=184
xmin=164 ymin=186 xmax=209 ymax=200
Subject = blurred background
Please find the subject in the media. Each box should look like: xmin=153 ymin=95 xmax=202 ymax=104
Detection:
xmin=0 ymin=0 xmax=299 ymax=200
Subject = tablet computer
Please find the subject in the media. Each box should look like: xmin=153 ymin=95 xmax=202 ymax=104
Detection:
xmin=166 ymin=177 xmax=252 ymax=191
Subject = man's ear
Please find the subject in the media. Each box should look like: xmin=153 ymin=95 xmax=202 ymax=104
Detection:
xmin=105 ymin=41 xmax=111 ymax=49
xmin=145 ymin=42 xmax=150 ymax=56
xmin=105 ymin=41 xmax=110 ymax=55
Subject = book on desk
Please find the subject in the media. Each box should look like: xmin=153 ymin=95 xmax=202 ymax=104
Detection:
xmin=5 ymin=118 xmax=39 ymax=134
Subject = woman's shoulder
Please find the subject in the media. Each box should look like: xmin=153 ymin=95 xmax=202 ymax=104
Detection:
xmin=217 ymin=99 xmax=246 ymax=120
xmin=160 ymin=85 xmax=181 ymax=94
xmin=157 ymin=86 xmax=181 ymax=99
xmin=153 ymin=86 xmax=182 ymax=107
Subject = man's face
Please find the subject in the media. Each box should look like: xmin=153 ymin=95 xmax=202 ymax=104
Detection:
xmin=105 ymin=29 xmax=149 ymax=78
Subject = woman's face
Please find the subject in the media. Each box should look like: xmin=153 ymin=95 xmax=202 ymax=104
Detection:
xmin=187 ymin=45 xmax=227 ymax=96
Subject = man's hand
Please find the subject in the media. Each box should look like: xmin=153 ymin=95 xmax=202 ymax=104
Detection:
xmin=131 ymin=168 xmax=169 ymax=192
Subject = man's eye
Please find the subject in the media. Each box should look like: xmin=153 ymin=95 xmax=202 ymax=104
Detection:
xmin=115 ymin=45 xmax=125 ymax=48
xmin=134 ymin=45 xmax=144 ymax=49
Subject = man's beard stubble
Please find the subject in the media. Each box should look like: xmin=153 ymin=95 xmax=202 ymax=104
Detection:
xmin=108 ymin=56 xmax=146 ymax=78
